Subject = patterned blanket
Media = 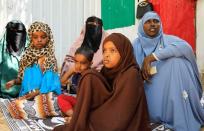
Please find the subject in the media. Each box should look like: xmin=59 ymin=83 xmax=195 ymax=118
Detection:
xmin=0 ymin=98 xmax=172 ymax=131
xmin=0 ymin=98 xmax=65 ymax=131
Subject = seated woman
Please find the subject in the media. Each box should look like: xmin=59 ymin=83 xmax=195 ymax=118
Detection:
xmin=0 ymin=20 xmax=29 ymax=98
xmin=5 ymin=21 xmax=61 ymax=119
xmin=54 ymin=33 xmax=150 ymax=131
xmin=133 ymin=11 xmax=204 ymax=131
xmin=61 ymin=16 xmax=108 ymax=75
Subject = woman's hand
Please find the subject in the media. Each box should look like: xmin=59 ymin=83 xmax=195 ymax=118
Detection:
xmin=5 ymin=80 xmax=15 ymax=89
xmin=141 ymin=54 xmax=156 ymax=82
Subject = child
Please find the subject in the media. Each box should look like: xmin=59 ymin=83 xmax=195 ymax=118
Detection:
xmin=61 ymin=16 xmax=109 ymax=75
xmin=5 ymin=21 xmax=61 ymax=119
xmin=58 ymin=46 xmax=94 ymax=123
xmin=53 ymin=33 xmax=150 ymax=131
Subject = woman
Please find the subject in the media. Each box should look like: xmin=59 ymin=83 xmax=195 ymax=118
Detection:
xmin=0 ymin=20 xmax=29 ymax=98
xmin=133 ymin=11 xmax=204 ymax=131
xmin=54 ymin=33 xmax=150 ymax=131
xmin=6 ymin=21 xmax=61 ymax=119
xmin=61 ymin=16 xmax=108 ymax=75
xmin=149 ymin=0 xmax=196 ymax=50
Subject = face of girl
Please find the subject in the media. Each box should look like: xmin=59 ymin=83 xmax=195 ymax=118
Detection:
xmin=74 ymin=54 xmax=92 ymax=73
xmin=143 ymin=19 xmax=161 ymax=37
xmin=103 ymin=41 xmax=121 ymax=69
xmin=31 ymin=31 xmax=48 ymax=49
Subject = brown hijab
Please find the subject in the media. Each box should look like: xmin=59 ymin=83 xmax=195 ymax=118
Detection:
xmin=53 ymin=33 xmax=150 ymax=131
xmin=101 ymin=33 xmax=139 ymax=87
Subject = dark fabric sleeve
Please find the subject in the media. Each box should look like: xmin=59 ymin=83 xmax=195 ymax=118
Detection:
xmin=89 ymin=67 xmax=150 ymax=131
xmin=54 ymin=70 xmax=110 ymax=131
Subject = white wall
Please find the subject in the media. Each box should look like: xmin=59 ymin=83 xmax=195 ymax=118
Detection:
xmin=0 ymin=0 xmax=97 ymax=69
xmin=0 ymin=0 xmax=32 ymax=36
xmin=0 ymin=0 xmax=203 ymax=72
xmin=196 ymin=0 xmax=204 ymax=73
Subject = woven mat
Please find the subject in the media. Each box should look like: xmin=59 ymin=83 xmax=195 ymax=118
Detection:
xmin=0 ymin=98 xmax=173 ymax=131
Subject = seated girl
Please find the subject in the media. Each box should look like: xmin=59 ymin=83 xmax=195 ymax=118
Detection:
xmin=5 ymin=21 xmax=61 ymax=119
xmin=61 ymin=16 xmax=109 ymax=75
xmin=54 ymin=33 xmax=150 ymax=131
xmin=58 ymin=46 xmax=94 ymax=123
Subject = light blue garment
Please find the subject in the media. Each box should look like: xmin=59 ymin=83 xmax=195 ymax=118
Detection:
xmin=19 ymin=64 xmax=61 ymax=96
xmin=40 ymin=70 xmax=61 ymax=95
xmin=133 ymin=11 xmax=204 ymax=131
xmin=19 ymin=64 xmax=43 ymax=96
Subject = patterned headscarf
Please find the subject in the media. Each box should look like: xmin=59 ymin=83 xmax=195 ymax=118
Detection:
xmin=18 ymin=21 xmax=58 ymax=79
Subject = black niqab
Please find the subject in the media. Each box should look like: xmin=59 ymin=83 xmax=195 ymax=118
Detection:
xmin=81 ymin=16 xmax=103 ymax=52
xmin=6 ymin=21 xmax=27 ymax=55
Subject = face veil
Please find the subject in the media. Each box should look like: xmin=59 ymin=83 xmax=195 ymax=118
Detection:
xmin=6 ymin=21 xmax=27 ymax=55
xmin=81 ymin=16 xmax=103 ymax=52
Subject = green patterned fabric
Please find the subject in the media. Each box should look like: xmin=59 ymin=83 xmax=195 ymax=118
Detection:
xmin=101 ymin=0 xmax=135 ymax=29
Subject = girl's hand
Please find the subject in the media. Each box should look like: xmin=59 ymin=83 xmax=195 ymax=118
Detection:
xmin=5 ymin=80 xmax=15 ymax=89
xmin=64 ymin=116 xmax=72 ymax=124
xmin=38 ymin=56 xmax=46 ymax=72
xmin=60 ymin=67 xmax=76 ymax=86
xmin=70 ymin=66 xmax=77 ymax=74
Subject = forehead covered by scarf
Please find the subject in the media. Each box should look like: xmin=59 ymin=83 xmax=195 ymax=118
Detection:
xmin=18 ymin=21 xmax=57 ymax=79
xmin=86 ymin=16 xmax=103 ymax=26
xmin=6 ymin=20 xmax=26 ymax=31
xmin=81 ymin=16 xmax=103 ymax=53
xmin=28 ymin=21 xmax=53 ymax=45
xmin=101 ymin=33 xmax=138 ymax=87
xmin=103 ymin=33 xmax=136 ymax=69
xmin=138 ymin=11 xmax=162 ymax=38
xmin=137 ymin=12 xmax=163 ymax=56
xmin=5 ymin=20 xmax=27 ymax=54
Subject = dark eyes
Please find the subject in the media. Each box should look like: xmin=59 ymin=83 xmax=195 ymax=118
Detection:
xmin=110 ymin=49 xmax=117 ymax=53
xmin=75 ymin=61 xmax=88 ymax=65
xmin=32 ymin=35 xmax=47 ymax=39
xmin=145 ymin=19 xmax=160 ymax=24
xmin=103 ymin=49 xmax=118 ymax=53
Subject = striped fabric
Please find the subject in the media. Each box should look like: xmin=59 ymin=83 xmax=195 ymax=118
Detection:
xmin=0 ymin=98 xmax=65 ymax=131
xmin=0 ymin=98 xmax=172 ymax=131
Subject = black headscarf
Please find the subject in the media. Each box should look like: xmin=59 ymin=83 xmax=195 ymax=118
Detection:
xmin=81 ymin=16 xmax=103 ymax=52
xmin=6 ymin=21 xmax=27 ymax=55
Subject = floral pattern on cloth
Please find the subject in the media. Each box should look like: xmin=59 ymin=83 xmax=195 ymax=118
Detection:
xmin=8 ymin=92 xmax=61 ymax=119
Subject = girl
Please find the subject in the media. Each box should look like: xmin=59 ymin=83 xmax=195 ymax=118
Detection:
xmin=54 ymin=33 xmax=150 ymax=131
xmin=61 ymin=16 xmax=109 ymax=75
xmin=58 ymin=46 xmax=94 ymax=123
xmin=6 ymin=21 xmax=61 ymax=119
